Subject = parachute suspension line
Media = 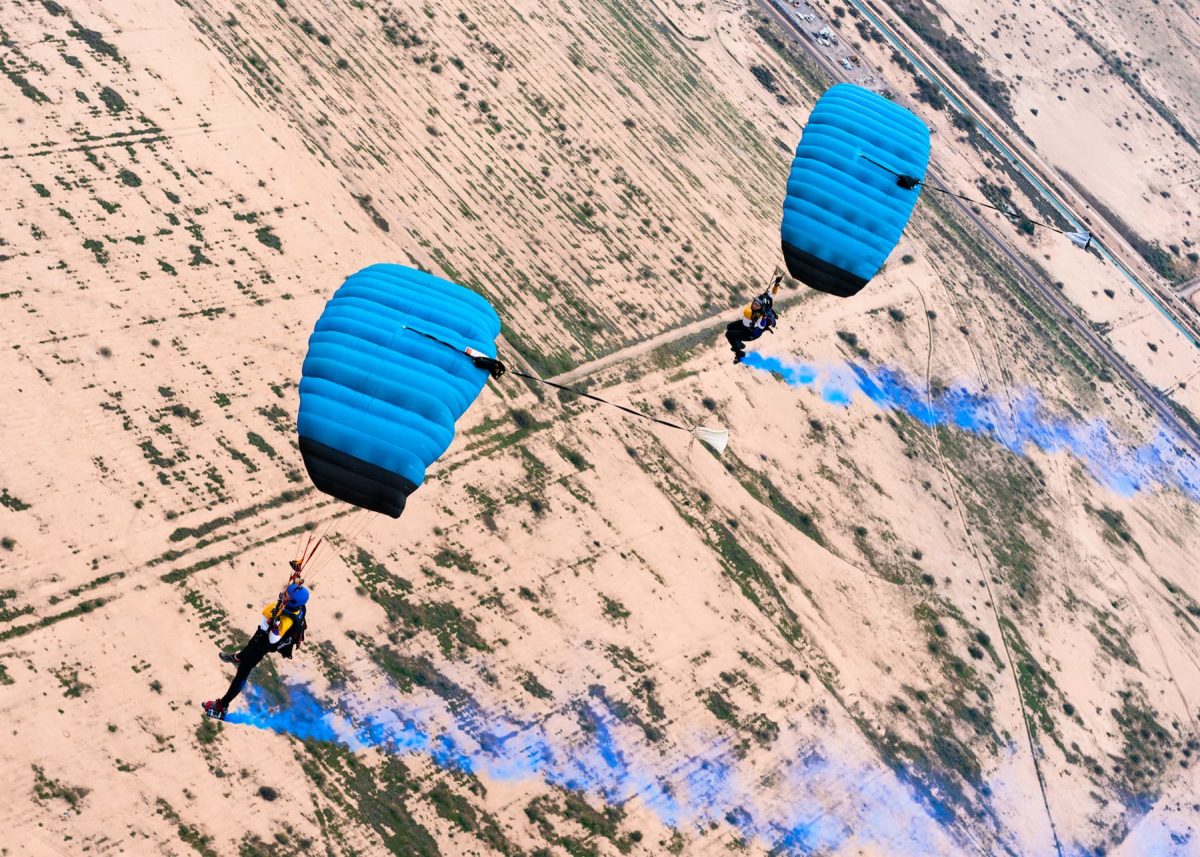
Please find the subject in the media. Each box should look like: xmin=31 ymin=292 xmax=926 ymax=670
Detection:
xmin=293 ymin=505 xmax=375 ymax=581
xmin=293 ymin=480 xmax=328 ymax=570
xmin=287 ymin=514 xmax=329 ymax=579
xmin=858 ymin=154 xmax=1093 ymax=248
xmin=402 ymin=325 xmax=728 ymax=452
xmin=300 ymin=510 xmax=343 ymax=571
xmin=295 ymin=525 xmax=314 ymax=569
xmin=913 ymin=286 xmax=1065 ymax=857
xmin=301 ymin=535 xmax=324 ymax=569
xmin=331 ymin=508 xmax=372 ymax=552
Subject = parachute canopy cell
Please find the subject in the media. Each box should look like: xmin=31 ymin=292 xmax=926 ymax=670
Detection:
xmin=298 ymin=263 xmax=501 ymax=517
xmin=781 ymin=84 xmax=931 ymax=297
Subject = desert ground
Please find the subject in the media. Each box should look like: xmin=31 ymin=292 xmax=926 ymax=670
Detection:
xmin=1 ymin=0 xmax=1198 ymax=855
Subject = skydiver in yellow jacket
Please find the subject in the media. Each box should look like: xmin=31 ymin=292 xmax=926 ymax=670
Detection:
xmin=203 ymin=583 xmax=308 ymax=719
xmin=725 ymin=274 xmax=783 ymax=364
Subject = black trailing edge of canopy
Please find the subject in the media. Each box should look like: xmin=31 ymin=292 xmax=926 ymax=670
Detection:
xmin=781 ymin=241 xmax=868 ymax=298
xmin=299 ymin=436 xmax=417 ymax=518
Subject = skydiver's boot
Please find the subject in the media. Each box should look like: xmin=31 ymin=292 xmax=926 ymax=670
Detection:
xmin=202 ymin=699 xmax=227 ymax=720
xmin=218 ymin=651 xmax=240 ymax=665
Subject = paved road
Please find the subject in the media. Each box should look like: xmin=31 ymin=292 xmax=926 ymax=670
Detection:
xmin=759 ymin=0 xmax=1200 ymax=458
xmin=844 ymin=0 xmax=1200 ymax=351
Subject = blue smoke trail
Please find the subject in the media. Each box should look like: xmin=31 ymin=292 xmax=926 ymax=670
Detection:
xmin=741 ymin=352 xmax=1200 ymax=502
xmin=226 ymin=682 xmax=1199 ymax=855
xmin=215 ymin=353 xmax=1200 ymax=854
xmin=226 ymin=684 xmax=957 ymax=854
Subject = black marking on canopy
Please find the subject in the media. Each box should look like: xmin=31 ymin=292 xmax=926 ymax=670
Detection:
xmin=781 ymin=241 xmax=869 ymax=298
xmin=299 ymin=436 xmax=417 ymax=518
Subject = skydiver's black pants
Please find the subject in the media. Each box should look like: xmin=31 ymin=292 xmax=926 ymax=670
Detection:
xmin=218 ymin=628 xmax=273 ymax=708
xmin=725 ymin=321 xmax=761 ymax=356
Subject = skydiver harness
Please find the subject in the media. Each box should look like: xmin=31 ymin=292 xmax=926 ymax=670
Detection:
xmin=266 ymin=561 xmax=308 ymax=658
xmin=270 ymin=603 xmax=307 ymax=658
xmin=746 ymin=293 xmax=778 ymax=333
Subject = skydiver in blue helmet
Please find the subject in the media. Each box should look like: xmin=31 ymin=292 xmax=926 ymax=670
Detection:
xmin=726 ymin=273 xmax=783 ymax=364
xmin=203 ymin=580 xmax=309 ymax=720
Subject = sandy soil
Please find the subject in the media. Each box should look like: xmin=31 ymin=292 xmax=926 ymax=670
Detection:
xmin=0 ymin=0 xmax=1197 ymax=855
xmin=831 ymin=0 xmax=1200 ymax=423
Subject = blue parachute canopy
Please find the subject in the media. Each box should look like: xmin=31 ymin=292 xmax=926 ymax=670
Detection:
xmin=781 ymin=84 xmax=931 ymax=297
xmin=298 ymin=264 xmax=501 ymax=517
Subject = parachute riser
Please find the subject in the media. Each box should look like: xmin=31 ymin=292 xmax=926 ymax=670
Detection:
xmin=266 ymin=562 xmax=306 ymax=626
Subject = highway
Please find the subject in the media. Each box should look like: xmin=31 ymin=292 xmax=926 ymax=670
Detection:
xmin=844 ymin=0 xmax=1200 ymax=350
xmin=759 ymin=0 xmax=1200 ymax=459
